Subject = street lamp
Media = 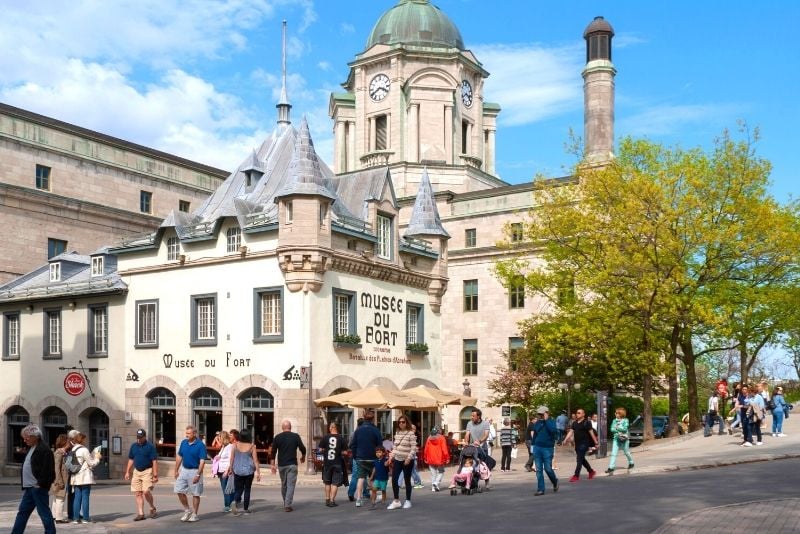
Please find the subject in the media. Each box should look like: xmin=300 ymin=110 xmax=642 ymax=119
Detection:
xmin=558 ymin=368 xmax=581 ymax=416
xmin=462 ymin=379 xmax=471 ymax=397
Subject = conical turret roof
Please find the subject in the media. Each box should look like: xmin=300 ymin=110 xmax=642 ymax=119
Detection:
xmin=404 ymin=168 xmax=449 ymax=238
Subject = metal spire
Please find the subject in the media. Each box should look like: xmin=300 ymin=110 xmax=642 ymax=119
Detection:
xmin=276 ymin=20 xmax=292 ymax=129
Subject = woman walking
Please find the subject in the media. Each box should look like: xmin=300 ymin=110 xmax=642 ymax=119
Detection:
xmin=771 ymin=386 xmax=789 ymax=437
xmin=214 ymin=431 xmax=234 ymax=512
xmin=605 ymin=408 xmax=634 ymax=474
xmin=227 ymin=429 xmax=261 ymax=515
xmin=50 ymin=434 xmax=69 ymax=523
xmin=69 ymin=432 xmax=99 ymax=523
xmin=499 ymin=419 xmax=514 ymax=472
xmin=387 ymin=416 xmax=417 ymax=510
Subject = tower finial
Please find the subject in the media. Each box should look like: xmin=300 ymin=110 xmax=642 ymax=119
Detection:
xmin=277 ymin=19 xmax=292 ymax=129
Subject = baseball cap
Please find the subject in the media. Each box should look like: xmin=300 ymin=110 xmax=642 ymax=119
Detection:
xmin=536 ymin=405 xmax=549 ymax=415
xmin=136 ymin=429 xmax=146 ymax=438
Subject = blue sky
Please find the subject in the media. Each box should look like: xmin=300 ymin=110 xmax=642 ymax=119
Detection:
xmin=0 ymin=1 xmax=796 ymax=201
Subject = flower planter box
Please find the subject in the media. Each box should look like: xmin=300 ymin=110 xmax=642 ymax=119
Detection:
xmin=334 ymin=342 xmax=362 ymax=350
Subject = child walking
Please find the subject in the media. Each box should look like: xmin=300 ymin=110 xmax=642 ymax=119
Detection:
xmin=369 ymin=446 xmax=390 ymax=510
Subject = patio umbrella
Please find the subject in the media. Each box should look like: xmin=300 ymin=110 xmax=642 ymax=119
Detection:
xmin=401 ymin=385 xmax=477 ymax=407
xmin=314 ymin=385 xmax=438 ymax=410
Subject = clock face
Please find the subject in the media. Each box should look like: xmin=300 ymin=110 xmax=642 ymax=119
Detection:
xmin=461 ymin=79 xmax=473 ymax=107
xmin=369 ymin=73 xmax=390 ymax=102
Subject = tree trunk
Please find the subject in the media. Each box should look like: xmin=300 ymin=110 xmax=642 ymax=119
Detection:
xmin=740 ymin=344 xmax=749 ymax=385
xmin=681 ymin=341 xmax=700 ymax=432
xmin=642 ymin=374 xmax=654 ymax=441
xmin=667 ymin=324 xmax=681 ymax=437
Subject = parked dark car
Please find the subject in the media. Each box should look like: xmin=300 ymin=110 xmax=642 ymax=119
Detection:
xmin=628 ymin=415 xmax=681 ymax=445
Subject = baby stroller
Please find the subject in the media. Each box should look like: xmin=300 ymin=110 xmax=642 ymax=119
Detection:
xmin=450 ymin=445 xmax=492 ymax=495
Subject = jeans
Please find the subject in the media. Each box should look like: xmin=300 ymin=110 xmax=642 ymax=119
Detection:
xmin=278 ymin=465 xmax=298 ymax=507
xmin=429 ymin=465 xmax=445 ymax=488
xmin=500 ymin=445 xmax=512 ymax=470
xmin=772 ymin=410 xmax=785 ymax=433
xmin=607 ymin=437 xmax=634 ymax=470
xmin=750 ymin=420 xmax=762 ymax=443
xmin=218 ymin=474 xmax=233 ymax=507
xmin=524 ymin=442 xmax=534 ymax=469
xmin=347 ymin=460 xmax=370 ymax=498
xmin=12 ymin=487 xmax=56 ymax=534
xmin=391 ymin=458 xmax=413 ymax=502
xmin=72 ymin=484 xmax=91 ymax=521
xmin=574 ymin=443 xmax=594 ymax=477
xmin=233 ymin=474 xmax=254 ymax=510
xmin=741 ymin=410 xmax=752 ymax=442
xmin=533 ymin=445 xmax=558 ymax=493
xmin=411 ymin=458 xmax=422 ymax=485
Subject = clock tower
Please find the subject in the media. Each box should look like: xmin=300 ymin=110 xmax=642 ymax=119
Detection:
xmin=329 ymin=0 xmax=505 ymax=197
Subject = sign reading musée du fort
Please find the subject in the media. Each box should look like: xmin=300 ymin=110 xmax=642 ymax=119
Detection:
xmin=349 ymin=291 xmax=413 ymax=365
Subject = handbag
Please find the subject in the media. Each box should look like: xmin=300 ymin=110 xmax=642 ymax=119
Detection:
xmin=510 ymin=447 xmax=518 ymax=459
xmin=616 ymin=433 xmax=628 ymax=443
xmin=224 ymin=474 xmax=235 ymax=495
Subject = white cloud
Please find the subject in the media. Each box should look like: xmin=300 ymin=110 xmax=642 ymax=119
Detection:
xmin=340 ymin=22 xmax=355 ymax=34
xmin=474 ymin=42 xmax=584 ymax=127
xmin=617 ymin=103 xmax=744 ymax=138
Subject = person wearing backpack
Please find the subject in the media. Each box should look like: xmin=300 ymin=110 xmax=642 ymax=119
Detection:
xmin=226 ymin=429 xmax=261 ymax=515
xmin=69 ymin=432 xmax=100 ymax=524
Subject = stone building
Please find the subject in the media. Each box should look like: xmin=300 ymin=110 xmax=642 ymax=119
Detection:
xmin=0 ymin=102 xmax=228 ymax=285
xmin=0 ymin=1 xmax=617 ymax=474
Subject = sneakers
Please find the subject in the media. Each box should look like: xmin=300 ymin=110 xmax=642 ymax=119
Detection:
xmin=588 ymin=470 xmax=596 ymax=480
xmin=356 ymin=499 xmax=363 ymax=507
xmin=628 ymin=463 xmax=634 ymax=469
xmin=387 ymin=500 xmax=402 ymax=510
xmin=569 ymin=475 xmax=579 ymax=482
xmin=604 ymin=468 xmax=614 ymax=474
xmin=553 ymin=480 xmax=559 ymax=492
xmin=230 ymin=502 xmax=240 ymax=516
xmin=223 ymin=506 xmax=231 ymax=513
xmin=756 ymin=441 xmax=763 ymax=446
xmin=534 ymin=490 xmax=544 ymax=496
xmin=741 ymin=441 xmax=753 ymax=447
xmin=180 ymin=510 xmax=192 ymax=522
xmin=778 ymin=433 xmax=787 ymax=437
xmin=413 ymin=484 xmax=424 ymax=489
xmin=402 ymin=500 xmax=412 ymax=509
xmin=187 ymin=514 xmax=199 ymax=522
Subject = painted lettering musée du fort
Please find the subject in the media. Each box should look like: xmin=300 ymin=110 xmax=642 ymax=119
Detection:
xmin=361 ymin=292 xmax=404 ymax=347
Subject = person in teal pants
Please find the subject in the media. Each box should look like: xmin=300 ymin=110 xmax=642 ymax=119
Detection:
xmin=605 ymin=407 xmax=634 ymax=474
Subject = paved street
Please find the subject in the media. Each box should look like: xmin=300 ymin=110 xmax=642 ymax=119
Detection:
xmin=2 ymin=415 xmax=799 ymax=533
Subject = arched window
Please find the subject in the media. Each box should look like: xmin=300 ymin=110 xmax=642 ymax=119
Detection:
xmin=148 ymin=388 xmax=176 ymax=457
xmin=326 ymin=388 xmax=354 ymax=443
xmin=41 ymin=407 xmax=67 ymax=449
xmin=459 ymin=406 xmax=476 ymax=433
xmin=6 ymin=406 xmax=29 ymax=463
xmin=192 ymin=388 xmax=222 ymax=448
xmin=239 ymin=388 xmax=274 ymax=464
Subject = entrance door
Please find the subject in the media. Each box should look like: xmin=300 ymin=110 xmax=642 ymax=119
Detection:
xmin=88 ymin=409 xmax=109 ymax=479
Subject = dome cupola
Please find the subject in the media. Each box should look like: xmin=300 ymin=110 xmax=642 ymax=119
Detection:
xmin=366 ymin=0 xmax=464 ymax=50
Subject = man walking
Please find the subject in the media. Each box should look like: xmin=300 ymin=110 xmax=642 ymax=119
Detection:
xmin=555 ymin=410 xmax=570 ymax=444
xmin=11 ymin=424 xmax=56 ymax=534
xmin=319 ymin=422 xmax=345 ymax=507
xmin=562 ymin=408 xmax=598 ymax=482
xmin=124 ymin=428 xmax=158 ymax=521
xmin=349 ymin=409 xmax=382 ymax=507
xmin=531 ymin=406 xmax=559 ymax=496
xmin=705 ymin=391 xmax=720 ymax=437
xmin=271 ymin=419 xmax=306 ymax=512
xmin=174 ymin=425 xmax=206 ymax=522
xmin=524 ymin=415 xmax=536 ymax=472
xmin=465 ymin=408 xmax=491 ymax=455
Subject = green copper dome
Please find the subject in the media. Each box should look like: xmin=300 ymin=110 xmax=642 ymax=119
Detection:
xmin=366 ymin=0 xmax=464 ymax=50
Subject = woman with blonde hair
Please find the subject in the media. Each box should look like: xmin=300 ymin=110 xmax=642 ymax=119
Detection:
xmin=50 ymin=434 xmax=70 ymax=523
xmin=69 ymin=432 xmax=100 ymax=523
xmin=605 ymin=407 xmax=634 ymax=474
xmin=213 ymin=431 xmax=234 ymax=512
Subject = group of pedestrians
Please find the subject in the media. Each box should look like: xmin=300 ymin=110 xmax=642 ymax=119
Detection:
xmin=723 ymin=382 xmax=791 ymax=446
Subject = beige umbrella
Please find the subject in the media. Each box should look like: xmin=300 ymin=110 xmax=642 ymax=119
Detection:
xmin=401 ymin=385 xmax=477 ymax=407
xmin=314 ymin=385 xmax=438 ymax=410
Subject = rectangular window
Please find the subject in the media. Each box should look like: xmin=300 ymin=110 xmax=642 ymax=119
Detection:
xmin=140 ymin=190 xmax=152 ymax=214
xmin=557 ymin=276 xmax=576 ymax=307
xmin=375 ymin=115 xmax=388 ymax=150
xmin=332 ymin=288 xmax=356 ymax=338
xmin=88 ymin=304 xmax=108 ymax=357
xmin=49 ymin=263 xmax=61 ymax=282
xmin=465 ymin=228 xmax=476 ymax=248
xmin=35 ymin=164 xmax=51 ymax=190
xmin=3 ymin=312 xmax=20 ymax=360
xmin=461 ymin=120 xmax=468 ymax=154
xmin=179 ymin=200 xmax=190 ymax=212
xmin=253 ymin=287 xmax=284 ymax=343
xmin=464 ymin=279 xmax=478 ymax=311
xmin=44 ymin=308 xmax=62 ymax=358
xmin=377 ymin=214 xmax=392 ymax=260
xmin=510 ymin=222 xmax=523 ymax=243
xmin=166 ymin=237 xmax=180 ymax=261
xmin=509 ymin=337 xmax=524 ymax=371
xmin=135 ymin=300 xmax=158 ymax=348
xmin=226 ymin=227 xmax=242 ymax=253
xmin=191 ymin=293 xmax=217 ymax=346
xmin=47 ymin=238 xmax=67 ymax=259
xmin=286 ymin=201 xmax=293 ymax=223
xmin=406 ymin=303 xmax=424 ymax=345
xmin=319 ymin=204 xmax=328 ymax=227
xmin=91 ymin=256 xmax=104 ymax=277
xmin=463 ymin=339 xmax=478 ymax=376
xmin=509 ymin=279 xmax=525 ymax=309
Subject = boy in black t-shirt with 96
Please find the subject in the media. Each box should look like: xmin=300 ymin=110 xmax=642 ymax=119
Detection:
xmin=369 ymin=446 xmax=390 ymax=510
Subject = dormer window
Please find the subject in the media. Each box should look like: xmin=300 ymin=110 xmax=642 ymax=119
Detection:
xmin=91 ymin=256 xmax=104 ymax=277
xmin=226 ymin=226 xmax=242 ymax=253
xmin=49 ymin=262 xmax=61 ymax=282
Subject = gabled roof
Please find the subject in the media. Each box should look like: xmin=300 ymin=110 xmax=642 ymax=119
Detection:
xmin=404 ymin=168 xmax=450 ymax=238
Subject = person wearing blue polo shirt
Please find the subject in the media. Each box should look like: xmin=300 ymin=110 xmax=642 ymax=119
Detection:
xmin=173 ymin=425 xmax=207 ymax=522
xmin=124 ymin=429 xmax=158 ymax=521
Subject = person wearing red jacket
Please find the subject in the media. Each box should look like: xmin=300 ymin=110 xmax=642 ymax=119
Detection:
xmin=422 ymin=427 xmax=450 ymax=492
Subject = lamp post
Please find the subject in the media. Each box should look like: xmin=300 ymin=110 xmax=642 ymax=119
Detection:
xmin=558 ymin=368 xmax=581 ymax=416
xmin=462 ymin=378 xmax=472 ymax=397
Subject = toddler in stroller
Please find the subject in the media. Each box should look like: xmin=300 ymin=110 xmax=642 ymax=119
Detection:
xmin=449 ymin=445 xmax=491 ymax=495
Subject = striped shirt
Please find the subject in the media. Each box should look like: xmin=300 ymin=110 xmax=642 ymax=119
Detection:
xmin=392 ymin=430 xmax=418 ymax=461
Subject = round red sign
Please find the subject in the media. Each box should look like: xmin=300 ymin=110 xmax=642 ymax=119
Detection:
xmin=64 ymin=372 xmax=86 ymax=396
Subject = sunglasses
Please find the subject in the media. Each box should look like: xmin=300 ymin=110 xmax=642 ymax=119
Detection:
xmin=398 ymin=420 xmax=407 ymax=424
